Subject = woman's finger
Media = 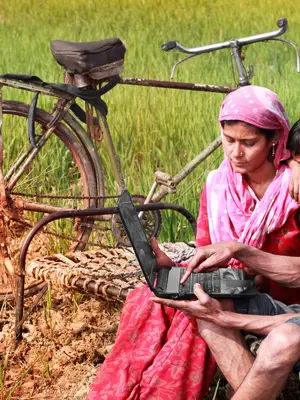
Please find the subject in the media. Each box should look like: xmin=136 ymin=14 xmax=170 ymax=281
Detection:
xmin=193 ymin=283 xmax=211 ymax=305
xmin=150 ymin=237 xmax=161 ymax=256
xmin=180 ymin=251 xmax=207 ymax=283
xmin=150 ymin=237 xmax=174 ymax=267
xmin=150 ymin=296 xmax=183 ymax=310
xmin=199 ymin=250 xmax=232 ymax=269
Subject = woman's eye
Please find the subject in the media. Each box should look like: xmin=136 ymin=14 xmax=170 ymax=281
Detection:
xmin=244 ymin=141 xmax=256 ymax=147
xmin=226 ymin=137 xmax=234 ymax=143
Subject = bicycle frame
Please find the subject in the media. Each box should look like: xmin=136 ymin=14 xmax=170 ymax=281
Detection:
xmin=0 ymin=75 xmax=230 ymax=219
xmin=0 ymin=18 xmax=297 ymax=217
xmin=95 ymin=79 xmax=232 ymax=205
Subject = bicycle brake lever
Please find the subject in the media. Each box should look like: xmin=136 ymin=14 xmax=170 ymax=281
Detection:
xmin=271 ymin=38 xmax=300 ymax=73
xmin=170 ymin=53 xmax=199 ymax=79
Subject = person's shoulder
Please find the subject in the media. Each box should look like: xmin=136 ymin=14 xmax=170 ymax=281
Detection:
xmin=207 ymin=169 xmax=217 ymax=182
xmin=206 ymin=159 xmax=229 ymax=184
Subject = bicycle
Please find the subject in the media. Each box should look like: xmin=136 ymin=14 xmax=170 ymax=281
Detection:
xmin=0 ymin=17 xmax=297 ymax=302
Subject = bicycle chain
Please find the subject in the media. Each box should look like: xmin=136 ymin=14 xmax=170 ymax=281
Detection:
xmin=10 ymin=192 xmax=120 ymax=200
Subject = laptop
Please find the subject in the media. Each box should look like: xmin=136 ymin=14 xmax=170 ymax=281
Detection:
xmin=117 ymin=189 xmax=258 ymax=300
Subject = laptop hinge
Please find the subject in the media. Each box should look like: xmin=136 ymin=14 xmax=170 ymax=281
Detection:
xmin=155 ymin=268 xmax=170 ymax=291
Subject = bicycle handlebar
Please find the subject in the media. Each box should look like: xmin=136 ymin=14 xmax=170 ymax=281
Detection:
xmin=162 ymin=18 xmax=288 ymax=55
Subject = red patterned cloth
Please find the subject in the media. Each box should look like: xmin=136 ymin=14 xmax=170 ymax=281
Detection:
xmin=87 ymin=286 xmax=216 ymax=400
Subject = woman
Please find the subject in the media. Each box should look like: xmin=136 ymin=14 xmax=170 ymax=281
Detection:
xmin=87 ymin=86 xmax=300 ymax=400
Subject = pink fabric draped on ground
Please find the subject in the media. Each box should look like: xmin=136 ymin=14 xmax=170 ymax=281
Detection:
xmin=87 ymin=286 xmax=216 ymax=400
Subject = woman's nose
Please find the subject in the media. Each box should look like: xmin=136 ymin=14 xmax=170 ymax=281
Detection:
xmin=232 ymin=144 xmax=243 ymax=157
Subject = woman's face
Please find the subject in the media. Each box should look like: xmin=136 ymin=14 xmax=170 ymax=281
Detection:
xmin=222 ymin=121 xmax=275 ymax=175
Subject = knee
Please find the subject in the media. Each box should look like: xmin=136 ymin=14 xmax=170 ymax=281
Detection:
xmin=257 ymin=323 xmax=300 ymax=371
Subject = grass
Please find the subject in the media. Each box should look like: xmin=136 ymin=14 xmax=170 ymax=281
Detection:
xmin=1 ymin=3 xmax=299 ymax=396
xmin=0 ymin=0 xmax=299 ymax=244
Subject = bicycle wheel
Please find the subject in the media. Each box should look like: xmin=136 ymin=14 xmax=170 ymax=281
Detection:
xmin=111 ymin=195 xmax=162 ymax=246
xmin=0 ymin=100 xmax=104 ymax=301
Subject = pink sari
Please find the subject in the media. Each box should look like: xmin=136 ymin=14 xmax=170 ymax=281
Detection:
xmin=87 ymin=86 xmax=297 ymax=400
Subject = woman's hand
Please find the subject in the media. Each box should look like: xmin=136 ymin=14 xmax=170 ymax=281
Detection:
xmin=180 ymin=241 xmax=240 ymax=283
xmin=288 ymin=158 xmax=300 ymax=203
xmin=150 ymin=237 xmax=174 ymax=267
xmin=150 ymin=283 xmax=223 ymax=322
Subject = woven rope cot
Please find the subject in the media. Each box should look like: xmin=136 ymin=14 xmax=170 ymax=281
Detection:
xmin=26 ymin=243 xmax=195 ymax=302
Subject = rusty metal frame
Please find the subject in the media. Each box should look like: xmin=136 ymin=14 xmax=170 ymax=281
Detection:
xmin=119 ymin=77 xmax=234 ymax=93
xmin=15 ymin=202 xmax=196 ymax=344
xmin=0 ymin=75 xmax=232 ymax=217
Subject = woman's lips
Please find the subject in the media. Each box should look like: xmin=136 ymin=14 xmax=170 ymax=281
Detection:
xmin=232 ymin=161 xmax=247 ymax=167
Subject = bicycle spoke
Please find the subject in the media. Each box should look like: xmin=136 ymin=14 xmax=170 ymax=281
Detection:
xmin=7 ymin=127 xmax=55 ymax=191
xmin=0 ymin=100 xmax=104 ymax=301
xmin=5 ymin=144 xmax=35 ymax=182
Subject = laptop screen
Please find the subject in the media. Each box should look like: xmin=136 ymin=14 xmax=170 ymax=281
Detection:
xmin=117 ymin=189 xmax=157 ymax=288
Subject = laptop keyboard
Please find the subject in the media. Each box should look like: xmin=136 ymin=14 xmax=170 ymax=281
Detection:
xmin=179 ymin=269 xmax=221 ymax=294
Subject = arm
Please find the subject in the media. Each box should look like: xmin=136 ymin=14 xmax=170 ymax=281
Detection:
xmin=181 ymin=241 xmax=300 ymax=287
xmin=214 ymin=309 xmax=297 ymax=335
xmin=233 ymin=243 xmax=300 ymax=288
xmin=287 ymin=158 xmax=300 ymax=203
xmin=229 ymin=243 xmax=300 ymax=288
xmin=151 ymin=283 xmax=299 ymax=336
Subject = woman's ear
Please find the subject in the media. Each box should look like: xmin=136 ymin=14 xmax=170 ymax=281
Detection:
xmin=268 ymin=132 xmax=279 ymax=162
xmin=272 ymin=131 xmax=280 ymax=146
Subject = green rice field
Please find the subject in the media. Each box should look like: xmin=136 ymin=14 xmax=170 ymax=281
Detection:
xmin=0 ymin=0 xmax=299 ymax=243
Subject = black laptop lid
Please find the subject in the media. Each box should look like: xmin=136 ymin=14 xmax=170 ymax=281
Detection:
xmin=117 ymin=189 xmax=157 ymax=288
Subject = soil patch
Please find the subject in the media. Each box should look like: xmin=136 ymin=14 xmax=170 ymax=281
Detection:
xmin=1 ymin=288 xmax=122 ymax=399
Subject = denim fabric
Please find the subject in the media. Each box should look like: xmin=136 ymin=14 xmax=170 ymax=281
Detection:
xmin=285 ymin=316 xmax=300 ymax=326
xmin=234 ymin=294 xmax=300 ymax=316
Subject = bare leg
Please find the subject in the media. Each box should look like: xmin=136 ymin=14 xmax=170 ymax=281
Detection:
xmin=232 ymin=323 xmax=300 ymax=400
xmin=197 ymin=300 xmax=255 ymax=391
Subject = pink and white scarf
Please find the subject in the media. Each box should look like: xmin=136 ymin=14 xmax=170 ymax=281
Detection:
xmin=206 ymin=86 xmax=298 ymax=253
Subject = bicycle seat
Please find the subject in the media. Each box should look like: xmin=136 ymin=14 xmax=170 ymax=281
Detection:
xmin=50 ymin=38 xmax=126 ymax=80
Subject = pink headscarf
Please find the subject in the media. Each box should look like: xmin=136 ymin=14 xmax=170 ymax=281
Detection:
xmin=219 ymin=85 xmax=290 ymax=168
xmin=205 ymin=86 xmax=299 ymax=258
